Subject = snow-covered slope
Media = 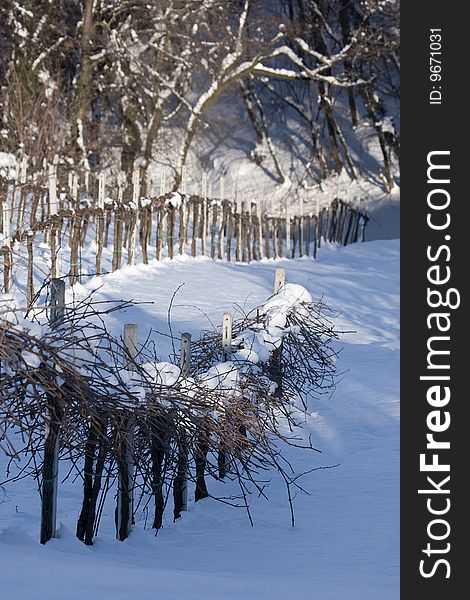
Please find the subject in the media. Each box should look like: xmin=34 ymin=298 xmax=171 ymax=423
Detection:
xmin=0 ymin=239 xmax=399 ymax=599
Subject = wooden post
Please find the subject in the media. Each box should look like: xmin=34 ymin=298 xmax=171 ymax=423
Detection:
xmin=277 ymin=218 xmax=283 ymax=258
xmin=285 ymin=209 xmax=291 ymax=258
xmin=235 ymin=204 xmax=241 ymax=262
xmin=201 ymin=196 xmax=207 ymax=256
xmin=50 ymin=278 xmax=65 ymax=325
xmin=256 ymin=203 xmax=263 ymax=260
xmin=48 ymin=163 xmax=58 ymax=217
xmin=178 ymin=197 xmax=185 ymax=255
xmin=96 ymin=208 xmax=104 ymax=276
xmin=210 ymin=201 xmax=217 ymax=259
xmin=173 ymin=333 xmax=191 ymax=520
xmin=293 ymin=216 xmax=298 ymax=258
xmin=271 ymin=269 xmax=285 ymax=400
xmin=241 ymin=202 xmax=247 ymax=262
xmin=305 ymin=215 xmax=311 ymax=256
xmin=40 ymin=279 xmax=65 ymax=544
xmin=167 ymin=205 xmax=174 ymax=259
xmin=263 ymin=214 xmax=270 ymax=259
xmin=112 ymin=208 xmax=124 ymax=271
xmin=98 ymin=173 xmax=106 ymax=210
xmin=2 ymin=194 xmax=10 ymax=247
xmin=27 ymin=232 xmax=35 ymax=308
xmin=71 ymin=173 xmax=79 ymax=208
xmin=69 ymin=215 xmax=82 ymax=285
xmin=123 ymin=323 xmax=138 ymax=368
xmin=299 ymin=198 xmax=304 ymax=258
xmin=116 ymin=324 xmax=137 ymax=541
xmin=191 ymin=199 xmax=197 ymax=257
xmin=274 ymin=268 xmax=286 ymax=294
xmin=226 ymin=204 xmax=232 ymax=262
xmin=222 ymin=312 xmax=233 ymax=361
xmin=219 ymin=313 xmax=232 ymax=479
xmin=246 ymin=204 xmax=252 ymax=262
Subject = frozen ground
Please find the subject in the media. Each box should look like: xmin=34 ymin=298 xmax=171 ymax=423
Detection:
xmin=0 ymin=239 xmax=399 ymax=599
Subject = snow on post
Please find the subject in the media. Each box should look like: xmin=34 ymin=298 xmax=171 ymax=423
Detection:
xmin=40 ymin=278 xmax=65 ymax=544
xmin=274 ymin=268 xmax=286 ymax=294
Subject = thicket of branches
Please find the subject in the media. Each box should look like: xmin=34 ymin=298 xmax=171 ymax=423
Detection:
xmin=0 ymin=282 xmax=340 ymax=541
xmin=0 ymin=0 xmax=399 ymax=189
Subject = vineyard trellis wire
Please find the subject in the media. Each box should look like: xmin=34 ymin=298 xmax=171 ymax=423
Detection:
xmin=0 ymin=162 xmax=368 ymax=297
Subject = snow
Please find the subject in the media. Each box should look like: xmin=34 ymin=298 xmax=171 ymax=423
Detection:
xmin=20 ymin=350 xmax=41 ymax=369
xmin=0 ymin=239 xmax=399 ymax=599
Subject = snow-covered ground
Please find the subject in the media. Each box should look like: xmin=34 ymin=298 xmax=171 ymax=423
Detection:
xmin=0 ymin=239 xmax=399 ymax=599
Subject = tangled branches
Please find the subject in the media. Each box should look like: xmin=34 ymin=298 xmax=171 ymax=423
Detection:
xmin=0 ymin=279 xmax=340 ymax=543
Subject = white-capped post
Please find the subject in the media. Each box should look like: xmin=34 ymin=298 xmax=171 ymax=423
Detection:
xmin=274 ymin=268 xmax=286 ymax=294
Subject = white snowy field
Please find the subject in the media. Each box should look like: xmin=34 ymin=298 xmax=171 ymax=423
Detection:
xmin=0 ymin=239 xmax=399 ymax=599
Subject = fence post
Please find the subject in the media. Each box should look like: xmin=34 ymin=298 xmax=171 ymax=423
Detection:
xmin=274 ymin=267 xmax=286 ymax=294
xmin=271 ymin=269 xmax=285 ymax=399
xmin=40 ymin=278 xmax=65 ymax=544
xmin=173 ymin=333 xmax=191 ymax=520
xmin=48 ymin=162 xmax=58 ymax=217
xmin=27 ymin=232 xmax=35 ymax=308
xmin=222 ymin=312 xmax=233 ymax=361
xmin=98 ymin=172 xmax=106 ymax=210
xmin=116 ymin=324 xmax=137 ymax=541
xmin=218 ymin=312 xmax=233 ymax=479
xmin=1 ymin=192 xmax=12 ymax=292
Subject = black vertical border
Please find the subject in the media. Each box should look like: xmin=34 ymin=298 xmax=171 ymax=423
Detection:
xmin=401 ymin=3 xmax=466 ymax=598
